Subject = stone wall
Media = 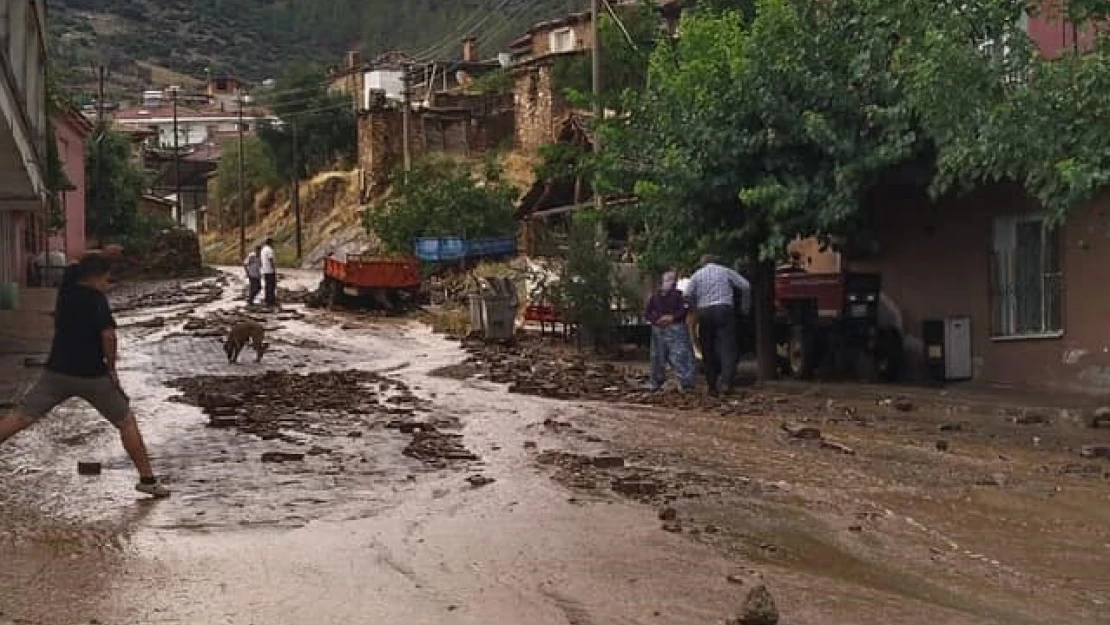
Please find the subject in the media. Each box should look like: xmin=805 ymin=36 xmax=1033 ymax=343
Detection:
xmin=514 ymin=64 xmax=565 ymax=152
xmin=358 ymin=106 xmax=425 ymax=188
xmin=359 ymin=98 xmax=514 ymax=184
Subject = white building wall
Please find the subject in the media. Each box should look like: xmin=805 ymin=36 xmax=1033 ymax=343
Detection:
xmin=363 ymin=70 xmax=404 ymax=107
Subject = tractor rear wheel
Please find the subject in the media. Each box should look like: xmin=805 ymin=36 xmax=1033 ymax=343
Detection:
xmin=787 ymin=324 xmax=817 ymax=379
xmin=875 ymin=327 xmax=905 ymax=382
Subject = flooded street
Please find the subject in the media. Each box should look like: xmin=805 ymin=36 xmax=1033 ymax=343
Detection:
xmin=3 ymin=269 xmax=1110 ymax=624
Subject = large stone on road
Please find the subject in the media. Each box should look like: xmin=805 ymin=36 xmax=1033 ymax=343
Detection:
xmin=729 ymin=584 xmax=779 ymax=625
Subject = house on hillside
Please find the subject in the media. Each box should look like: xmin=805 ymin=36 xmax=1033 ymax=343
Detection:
xmin=353 ymin=40 xmax=515 ymax=191
xmin=0 ymin=0 xmax=49 ymax=294
xmin=797 ymin=7 xmax=1110 ymax=394
xmin=509 ymin=12 xmax=594 ymax=152
xmin=113 ymin=93 xmax=274 ymax=233
xmin=113 ymin=100 xmax=274 ymax=150
xmin=50 ymin=103 xmax=94 ymax=264
xmin=508 ymin=1 xmax=684 ymax=152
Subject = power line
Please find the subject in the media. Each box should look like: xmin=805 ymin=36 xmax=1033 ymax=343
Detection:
xmin=409 ymin=0 xmax=515 ymax=61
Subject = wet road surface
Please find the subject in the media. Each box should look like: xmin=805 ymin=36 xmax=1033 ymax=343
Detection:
xmin=3 ymin=268 xmax=1109 ymax=624
xmin=1 ymin=270 xmax=743 ymax=625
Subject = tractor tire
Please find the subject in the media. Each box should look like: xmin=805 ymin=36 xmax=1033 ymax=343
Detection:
xmin=875 ymin=327 xmax=905 ymax=382
xmin=787 ymin=324 xmax=817 ymax=379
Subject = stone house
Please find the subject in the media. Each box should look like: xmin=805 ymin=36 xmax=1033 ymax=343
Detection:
xmin=509 ymin=12 xmax=593 ymax=152
xmin=357 ymin=90 xmax=514 ymax=190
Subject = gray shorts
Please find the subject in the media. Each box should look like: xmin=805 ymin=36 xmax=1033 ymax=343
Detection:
xmin=17 ymin=370 xmax=131 ymax=426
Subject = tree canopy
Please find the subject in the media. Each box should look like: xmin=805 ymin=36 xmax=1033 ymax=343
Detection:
xmin=596 ymin=0 xmax=1110 ymax=378
xmin=365 ymin=158 xmax=518 ymax=255
xmin=256 ymin=65 xmax=357 ymax=181
xmin=214 ymin=136 xmax=281 ymax=228
xmin=86 ymin=123 xmax=147 ymax=245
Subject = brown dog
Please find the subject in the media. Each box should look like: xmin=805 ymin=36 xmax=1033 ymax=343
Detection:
xmin=224 ymin=321 xmax=266 ymax=363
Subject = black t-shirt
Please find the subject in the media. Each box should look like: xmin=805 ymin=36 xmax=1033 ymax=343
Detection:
xmin=45 ymin=285 xmax=116 ymax=377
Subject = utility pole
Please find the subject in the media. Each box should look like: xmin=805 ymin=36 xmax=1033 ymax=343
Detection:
xmin=591 ymin=0 xmax=603 ymax=211
xmin=401 ymin=62 xmax=412 ymax=175
xmin=237 ymin=90 xmax=246 ymax=260
xmin=291 ymin=121 xmax=302 ymax=261
xmin=95 ymin=65 xmax=106 ymax=247
xmin=171 ymin=86 xmax=182 ymax=225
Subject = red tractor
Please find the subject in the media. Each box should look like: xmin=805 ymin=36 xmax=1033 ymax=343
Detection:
xmin=687 ymin=268 xmax=904 ymax=382
xmin=769 ymin=269 xmax=904 ymax=381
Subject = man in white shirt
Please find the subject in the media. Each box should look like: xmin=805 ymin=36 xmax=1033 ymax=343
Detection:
xmin=684 ymin=254 xmax=751 ymax=396
xmin=260 ymin=238 xmax=277 ymax=308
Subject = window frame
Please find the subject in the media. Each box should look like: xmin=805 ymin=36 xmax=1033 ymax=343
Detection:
xmin=990 ymin=213 xmax=1065 ymax=341
xmin=549 ymin=27 xmax=576 ymax=54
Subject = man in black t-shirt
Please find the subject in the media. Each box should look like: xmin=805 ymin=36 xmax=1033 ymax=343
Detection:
xmin=0 ymin=254 xmax=170 ymax=498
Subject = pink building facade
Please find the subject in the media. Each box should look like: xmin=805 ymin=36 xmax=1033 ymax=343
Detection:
xmin=49 ymin=106 xmax=92 ymax=262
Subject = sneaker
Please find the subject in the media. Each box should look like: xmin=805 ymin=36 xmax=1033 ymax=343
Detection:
xmin=136 ymin=480 xmax=171 ymax=498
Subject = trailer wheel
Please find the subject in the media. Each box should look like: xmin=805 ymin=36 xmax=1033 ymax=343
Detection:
xmin=327 ymin=278 xmax=344 ymax=308
xmin=787 ymin=324 xmax=817 ymax=379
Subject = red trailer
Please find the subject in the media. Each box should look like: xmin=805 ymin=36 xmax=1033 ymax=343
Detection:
xmin=321 ymin=254 xmax=422 ymax=311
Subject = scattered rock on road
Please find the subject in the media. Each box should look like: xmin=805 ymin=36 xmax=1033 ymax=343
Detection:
xmin=1090 ymin=407 xmax=1110 ymax=429
xmin=261 ymin=452 xmax=305 ymax=463
xmin=592 ymin=455 xmax=626 ymax=469
xmin=730 ymin=584 xmax=779 ymax=625
xmin=77 ymin=462 xmax=102 ymax=476
xmin=403 ymin=427 xmax=480 ymax=465
xmin=1080 ymin=445 xmax=1110 ymax=460
xmin=658 ymin=506 xmax=678 ymax=521
xmin=820 ymin=439 xmax=856 ymax=456
xmin=892 ymin=397 xmax=914 ymax=412
xmin=782 ymin=423 xmax=822 ymax=440
xmin=467 ymin=474 xmax=495 ymax=488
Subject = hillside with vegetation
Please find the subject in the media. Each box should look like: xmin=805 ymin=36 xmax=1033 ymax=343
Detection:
xmin=48 ymin=0 xmax=585 ymax=97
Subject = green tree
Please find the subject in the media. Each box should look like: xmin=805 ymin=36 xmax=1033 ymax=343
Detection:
xmin=365 ymin=158 xmax=518 ymax=254
xmin=257 ymin=64 xmax=357 ymax=180
xmin=896 ymin=0 xmax=1110 ymax=220
xmin=558 ymin=212 xmax=616 ymax=351
xmin=554 ymin=1 xmax=664 ymax=110
xmin=86 ymin=122 xmax=146 ymax=245
xmin=214 ymin=136 xmax=280 ymax=228
xmin=601 ymin=1 xmax=931 ymax=379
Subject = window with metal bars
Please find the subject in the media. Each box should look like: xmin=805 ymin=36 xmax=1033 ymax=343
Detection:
xmin=990 ymin=215 xmax=1063 ymax=337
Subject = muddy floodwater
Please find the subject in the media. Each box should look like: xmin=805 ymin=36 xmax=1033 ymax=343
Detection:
xmin=2 ymin=268 xmax=1109 ymax=625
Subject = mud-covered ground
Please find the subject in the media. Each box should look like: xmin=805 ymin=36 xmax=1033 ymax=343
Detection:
xmin=2 ymin=268 xmax=1109 ymax=625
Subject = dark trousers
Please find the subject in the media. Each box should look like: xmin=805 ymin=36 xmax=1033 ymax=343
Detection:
xmin=247 ymin=277 xmax=262 ymax=304
xmin=263 ymin=273 xmax=277 ymax=307
xmin=697 ymin=304 xmax=737 ymax=393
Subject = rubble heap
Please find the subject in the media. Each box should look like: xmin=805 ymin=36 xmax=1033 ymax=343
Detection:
xmin=166 ymin=369 xmax=480 ymax=466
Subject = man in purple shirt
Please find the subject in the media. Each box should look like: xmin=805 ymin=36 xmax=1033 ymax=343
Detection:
xmin=644 ymin=270 xmax=696 ymax=392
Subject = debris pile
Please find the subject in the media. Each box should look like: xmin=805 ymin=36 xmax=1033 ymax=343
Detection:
xmin=456 ymin=340 xmax=812 ymax=416
xmin=111 ymin=277 xmax=225 ymax=312
xmin=167 ymin=370 xmax=479 ymax=466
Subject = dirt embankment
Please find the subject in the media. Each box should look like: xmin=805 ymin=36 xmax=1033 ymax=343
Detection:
xmin=201 ymin=170 xmax=377 ymax=268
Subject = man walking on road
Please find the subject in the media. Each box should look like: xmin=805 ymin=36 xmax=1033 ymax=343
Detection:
xmin=645 ymin=270 xmax=696 ymax=393
xmin=0 ymin=254 xmax=170 ymax=498
xmin=684 ymin=254 xmax=751 ymax=396
xmin=260 ymin=237 xmax=277 ymax=308
xmin=244 ymin=245 xmax=262 ymax=305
